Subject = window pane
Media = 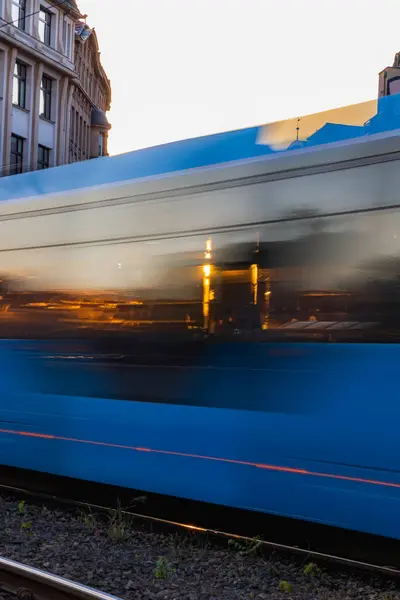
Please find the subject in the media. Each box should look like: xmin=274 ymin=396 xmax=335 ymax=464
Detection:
xmin=12 ymin=3 xmax=19 ymax=24
xmin=37 ymin=145 xmax=50 ymax=169
xmin=19 ymin=0 xmax=25 ymax=29
xmin=39 ymin=8 xmax=51 ymax=45
xmin=40 ymin=76 xmax=52 ymax=120
xmin=10 ymin=136 xmax=17 ymax=155
xmin=12 ymin=64 xmax=25 ymax=108
xmin=67 ymin=23 xmax=72 ymax=56
xmin=12 ymin=76 xmax=19 ymax=105
xmin=10 ymin=135 xmax=24 ymax=175
xmin=12 ymin=0 xmax=25 ymax=29
xmin=45 ymin=12 xmax=51 ymax=45
xmin=39 ymin=89 xmax=45 ymax=116
xmin=38 ymin=18 xmax=45 ymax=42
xmin=43 ymin=76 xmax=51 ymax=92
xmin=388 ymin=79 xmax=400 ymax=95
xmin=13 ymin=62 xmax=26 ymax=108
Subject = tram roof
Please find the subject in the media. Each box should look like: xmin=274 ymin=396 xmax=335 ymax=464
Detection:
xmin=0 ymin=126 xmax=272 ymax=202
xmin=1 ymin=93 xmax=400 ymax=203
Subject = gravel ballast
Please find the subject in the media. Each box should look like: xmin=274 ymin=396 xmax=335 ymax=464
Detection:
xmin=0 ymin=495 xmax=398 ymax=600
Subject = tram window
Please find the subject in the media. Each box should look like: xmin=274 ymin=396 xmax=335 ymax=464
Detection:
xmin=205 ymin=210 xmax=400 ymax=342
xmin=0 ymin=235 xmax=207 ymax=338
xmin=1 ymin=203 xmax=400 ymax=343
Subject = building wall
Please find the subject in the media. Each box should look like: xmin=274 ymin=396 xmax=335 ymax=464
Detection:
xmin=69 ymin=28 xmax=111 ymax=163
xmin=0 ymin=0 xmax=111 ymax=177
xmin=69 ymin=85 xmax=91 ymax=162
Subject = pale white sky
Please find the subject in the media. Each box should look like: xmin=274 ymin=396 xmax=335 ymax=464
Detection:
xmin=78 ymin=0 xmax=400 ymax=156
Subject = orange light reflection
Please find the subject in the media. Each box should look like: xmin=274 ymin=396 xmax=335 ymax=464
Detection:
xmin=0 ymin=427 xmax=398 ymax=490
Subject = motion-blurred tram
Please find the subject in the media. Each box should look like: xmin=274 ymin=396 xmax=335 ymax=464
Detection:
xmin=2 ymin=100 xmax=400 ymax=539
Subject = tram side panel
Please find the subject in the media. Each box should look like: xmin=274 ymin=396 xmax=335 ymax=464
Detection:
xmin=0 ymin=153 xmax=400 ymax=538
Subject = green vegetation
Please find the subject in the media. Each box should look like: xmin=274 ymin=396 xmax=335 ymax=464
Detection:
xmin=228 ymin=534 xmax=263 ymax=556
xmin=107 ymin=500 xmax=133 ymax=541
xmin=20 ymin=521 xmax=33 ymax=534
xmin=279 ymin=580 xmax=293 ymax=593
xmin=154 ymin=556 xmax=175 ymax=580
xmin=79 ymin=505 xmax=98 ymax=533
xmin=80 ymin=496 xmax=146 ymax=540
xmin=303 ymin=562 xmax=321 ymax=577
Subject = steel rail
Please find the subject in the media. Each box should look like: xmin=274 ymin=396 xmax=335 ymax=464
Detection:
xmin=0 ymin=556 xmax=122 ymax=600
xmin=0 ymin=481 xmax=399 ymax=580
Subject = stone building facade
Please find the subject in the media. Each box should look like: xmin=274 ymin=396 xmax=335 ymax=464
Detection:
xmin=68 ymin=21 xmax=111 ymax=163
xmin=0 ymin=0 xmax=111 ymax=176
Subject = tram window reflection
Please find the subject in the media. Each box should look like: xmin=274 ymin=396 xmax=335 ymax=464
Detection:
xmin=1 ymin=205 xmax=400 ymax=342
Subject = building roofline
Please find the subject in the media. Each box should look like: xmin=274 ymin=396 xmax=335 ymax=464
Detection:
xmin=49 ymin=0 xmax=83 ymax=19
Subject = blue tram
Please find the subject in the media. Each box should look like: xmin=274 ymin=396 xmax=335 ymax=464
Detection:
xmin=1 ymin=98 xmax=400 ymax=539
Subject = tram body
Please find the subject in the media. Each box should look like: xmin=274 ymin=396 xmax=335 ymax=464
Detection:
xmin=1 ymin=128 xmax=400 ymax=539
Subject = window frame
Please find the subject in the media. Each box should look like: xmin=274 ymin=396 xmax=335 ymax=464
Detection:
xmin=37 ymin=144 xmax=50 ymax=170
xmin=11 ymin=0 xmax=26 ymax=31
xmin=62 ymin=18 xmax=73 ymax=59
xmin=12 ymin=60 xmax=27 ymax=109
xmin=10 ymin=134 xmax=24 ymax=175
xmin=38 ymin=6 xmax=52 ymax=46
xmin=39 ymin=74 xmax=52 ymax=121
xmin=98 ymin=132 xmax=104 ymax=157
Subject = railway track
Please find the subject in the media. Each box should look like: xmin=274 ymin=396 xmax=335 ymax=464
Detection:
xmin=0 ymin=477 xmax=399 ymax=583
xmin=0 ymin=555 xmax=122 ymax=600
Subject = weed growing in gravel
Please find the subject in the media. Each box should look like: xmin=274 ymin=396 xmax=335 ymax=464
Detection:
xmin=20 ymin=521 xmax=33 ymax=535
xmin=17 ymin=500 xmax=25 ymax=515
xmin=279 ymin=580 xmax=293 ymax=593
xmin=185 ymin=529 xmax=210 ymax=550
xmin=80 ymin=496 xmax=146 ymax=540
xmin=79 ymin=505 xmax=98 ymax=533
xmin=107 ymin=499 xmax=133 ymax=541
xmin=228 ymin=535 xmax=263 ymax=556
xmin=154 ymin=556 xmax=175 ymax=580
xmin=249 ymin=574 xmax=258 ymax=586
xmin=303 ymin=562 xmax=321 ymax=577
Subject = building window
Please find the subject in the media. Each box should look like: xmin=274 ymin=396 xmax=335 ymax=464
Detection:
xmin=37 ymin=144 xmax=50 ymax=169
xmin=12 ymin=0 xmax=26 ymax=31
xmin=38 ymin=6 xmax=52 ymax=46
xmin=10 ymin=134 xmax=24 ymax=175
xmin=63 ymin=19 xmax=72 ymax=59
xmin=98 ymin=133 xmax=104 ymax=157
xmin=12 ymin=60 xmax=27 ymax=109
xmin=39 ymin=75 xmax=52 ymax=120
xmin=79 ymin=115 xmax=83 ymax=150
xmin=70 ymin=106 xmax=75 ymax=141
